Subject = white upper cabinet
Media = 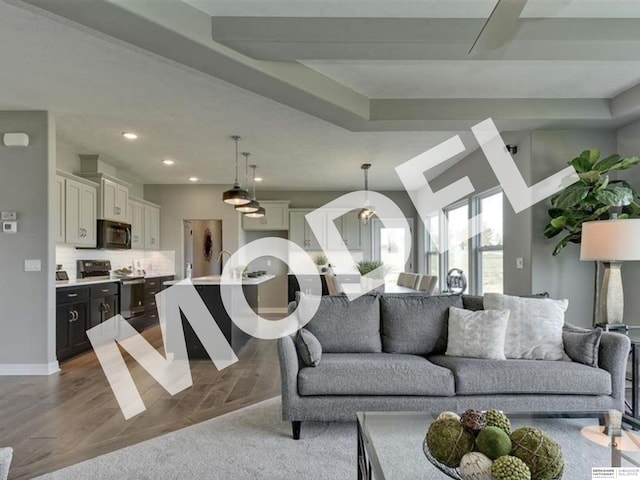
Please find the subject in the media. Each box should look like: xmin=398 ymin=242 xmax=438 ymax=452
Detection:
xmin=101 ymin=178 xmax=128 ymax=222
xmin=290 ymin=208 xmax=364 ymax=252
xmin=54 ymin=175 xmax=66 ymax=243
xmin=128 ymin=199 xmax=145 ymax=249
xmin=242 ymin=201 xmax=290 ymax=230
xmin=144 ymin=204 xmax=160 ymax=250
xmin=64 ymin=177 xmax=97 ymax=247
xmin=289 ymin=209 xmax=324 ymax=251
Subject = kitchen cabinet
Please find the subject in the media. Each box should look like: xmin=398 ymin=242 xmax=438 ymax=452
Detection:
xmin=54 ymin=175 xmax=66 ymax=243
xmin=132 ymin=275 xmax=173 ymax=332
xmin=65 ymin=177 xmax=97 ymax=247
xmin=144 ymin=204 xmax=160 ymax=249
xmin=242 ymin=201 xmax=289 ymax=230
xmin=102 ymin=178 xmax=128 ymax=222
xmin=290 ymin=208 xmax=364 ymax=252
xmin=56 ymin=287 xmax=91 ymax=361
xmin=289 ymin=209 xmax=323 ymax=251
xmin=56 ymin=282 xmax=120 ymax=362
xmin=128 ymin=199 xmax=145 ymax=249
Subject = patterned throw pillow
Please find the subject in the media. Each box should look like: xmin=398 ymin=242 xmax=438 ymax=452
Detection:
xmin=483 ymin=293 xmax=569 ymax=361
xmin=445 ymin=307 xmax=510 ymax=360
xmin=294 ymin=329 xmax=323 ymax=367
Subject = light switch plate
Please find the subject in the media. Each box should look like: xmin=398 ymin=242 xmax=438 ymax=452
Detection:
xmin=25 ymin=259 xmax=41 ymax=272
xmin=1 ymin=211 xmax=16 ymax=221
xmin=2 ymin=221 xmax=17 ymax=233
xmin=516 ymin=257 xmax=524 ymax=269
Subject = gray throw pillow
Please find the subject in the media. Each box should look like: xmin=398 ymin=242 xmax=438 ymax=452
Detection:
xmin=562 ymin=327 xmax=603 ymax=368
xmin=445 ymin=307 xmax=510 ymax=360
xmin=294 ymin=329 xmax=322 ymax=367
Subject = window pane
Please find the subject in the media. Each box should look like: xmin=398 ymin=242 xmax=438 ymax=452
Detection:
xmin=379 ymin=227 xmax=408 ymax=281
xmin=480 ymin=192 xmax=503 ymax=247
xmin=427 ymin=215 xmax=439 ymax=251
xmin=427 ymin=253 xmax=439 ymax=277
xmin=481 ymin=250 xmax=503 ymax=294
xmin=447 ymin=204 xmax=469 ymax=276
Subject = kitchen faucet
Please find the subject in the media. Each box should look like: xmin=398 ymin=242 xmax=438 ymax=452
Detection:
xmin=217 ymin=250 xmax=233 ymax=264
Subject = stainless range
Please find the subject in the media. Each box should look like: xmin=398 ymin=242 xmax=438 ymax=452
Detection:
xmin=77 ymin=260 xmax=145 ymax=322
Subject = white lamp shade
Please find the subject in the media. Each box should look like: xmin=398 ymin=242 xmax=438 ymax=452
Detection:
xmin=580 ymin=219 xmax=640 ymax=262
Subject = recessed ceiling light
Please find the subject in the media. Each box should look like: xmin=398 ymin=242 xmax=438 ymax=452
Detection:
xmin=189 ymin=177 xmax=199 ymax=182
xmin=254 ymin=177 xmax=263 ymax=182
xmin=162 ymin=159 xmax=175 ymax=166
xmin=122 ymin=132 xmax=138 ymax=140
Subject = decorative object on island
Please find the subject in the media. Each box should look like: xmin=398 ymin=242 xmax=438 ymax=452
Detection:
xmin=244 ymin=164 xmax=265 ymax=218
xmin=446 ymin=268 xmax=468 ymax=294
xmin=222 ymin=135 xmax=251 ymax=206
xmin=313 ymin=253 xmax=328 ymax=272
xmin=580 ymin=218 xmax=640 ymax=328
xmin=424 ymin=409 xmax=564 ymax=480
xmin=357 ymin=163 xmax=376 ymax=226
xmin=235 ymin=152 xmax=259 ymax=213
xmin=544 ymin=149 xmax=639 ymax=256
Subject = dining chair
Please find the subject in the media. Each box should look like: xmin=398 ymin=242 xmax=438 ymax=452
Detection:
xmin=417 ymin=275 xmax=438 ymax=294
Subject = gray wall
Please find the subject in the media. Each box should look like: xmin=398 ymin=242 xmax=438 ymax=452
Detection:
xmin=0 ymin=111 xmax=56 ymax=368
xmin=617 ymin=121 xmax=640 ymax=325
xmin=530 ymin=130 xmax=617 ymax=327
xmin=429 ymin=131 xmax=533 ymax=296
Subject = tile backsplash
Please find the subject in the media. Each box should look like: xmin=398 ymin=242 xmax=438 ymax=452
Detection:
xmin=56 ymin=245 xmax=175 ymax=279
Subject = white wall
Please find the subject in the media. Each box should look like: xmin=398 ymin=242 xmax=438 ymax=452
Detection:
xmin=0 ymin=111 xmax=56 ymax=372
xmin=617 ymin=120 xmax=640 ymax=325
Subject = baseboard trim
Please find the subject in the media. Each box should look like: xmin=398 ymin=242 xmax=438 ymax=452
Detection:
xmin=258 ymin=307 xmax=288 ymax=314
xmin=0 ymin=361 xmax=60 ymax=376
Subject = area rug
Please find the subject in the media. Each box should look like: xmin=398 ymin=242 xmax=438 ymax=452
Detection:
xmin=35 ymin=398 xmax=621 ymax=479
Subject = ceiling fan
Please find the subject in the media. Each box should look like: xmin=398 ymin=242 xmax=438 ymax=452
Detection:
xmin=469 ymin=0 xmax=529 ymax=55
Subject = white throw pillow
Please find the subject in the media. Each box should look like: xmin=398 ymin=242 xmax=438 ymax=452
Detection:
xmin=483 ymin=293 xmax=569 ymax=361
xmin=445 ymin=307 xmax=510 ymax=360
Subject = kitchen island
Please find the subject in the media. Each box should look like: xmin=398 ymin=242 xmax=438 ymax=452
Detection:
xmin=162 ymin=275 xmax=275 ymax=359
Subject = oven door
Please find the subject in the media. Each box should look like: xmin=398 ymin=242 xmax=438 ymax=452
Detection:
xmin=98 ymin=220 xmax=131 ymax=249
xmin=120 ymin=279 xmax=145 ymax=319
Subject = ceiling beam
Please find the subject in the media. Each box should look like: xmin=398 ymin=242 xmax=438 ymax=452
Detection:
xmin=211 ymin=17 xmax=640 ymax=61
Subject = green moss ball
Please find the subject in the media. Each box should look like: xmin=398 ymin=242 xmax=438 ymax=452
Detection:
xmin=485 ymin=409 xmax=512 ymax=435
xmin=476 ymin=426 xmax=513 ymax=460
xmin=426 ymin=419 xmax=475 ymax=468
xmin=510 ymin=427 xmax=564 ymax=480
xmin=492 ymin=455 xmax=532 ymax=480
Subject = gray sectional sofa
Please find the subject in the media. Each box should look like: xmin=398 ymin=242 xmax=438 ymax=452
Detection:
xmin=278 ymin=293 xmax=631 ymax=439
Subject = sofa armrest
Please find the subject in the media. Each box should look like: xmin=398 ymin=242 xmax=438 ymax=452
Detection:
xmin=278 ymin=335 xmax=300 ymax=421
xmin=598 ymin=331 xmax=631 ymax=410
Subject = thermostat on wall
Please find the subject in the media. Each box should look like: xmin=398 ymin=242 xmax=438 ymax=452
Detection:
xmin=3 ymin=133 xmax=29 ymax=147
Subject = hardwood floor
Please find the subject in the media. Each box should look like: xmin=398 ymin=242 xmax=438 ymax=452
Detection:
xmin=0 ymin=325 xmax=281 ymax=479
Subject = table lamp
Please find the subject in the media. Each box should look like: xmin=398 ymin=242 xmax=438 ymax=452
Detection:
xmin=580 ymin=218 xmax=640 ymax=328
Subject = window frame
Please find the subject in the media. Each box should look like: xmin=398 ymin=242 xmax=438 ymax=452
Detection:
xmin=473 ymin=187 xmax=504 ymax=295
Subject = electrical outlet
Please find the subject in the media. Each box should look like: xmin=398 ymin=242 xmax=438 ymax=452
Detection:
xmin=24 ymin=259 xmax=41 ymax=272
xmin=2 ymin=221 xmax=17 ymax=233
xmin=516 ymin=257 xmax=524 ymax=269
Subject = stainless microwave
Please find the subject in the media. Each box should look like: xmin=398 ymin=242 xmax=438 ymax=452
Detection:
xmin=97 ymin=220 xmax=132 ymax=249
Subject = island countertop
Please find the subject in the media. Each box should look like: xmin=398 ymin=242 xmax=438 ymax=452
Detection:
xmin=163 ymin=274 xmax=275 ymax=286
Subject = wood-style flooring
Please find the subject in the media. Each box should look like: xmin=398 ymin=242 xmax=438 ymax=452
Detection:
xmin=0 ymin=325 xmax=281 ymax=479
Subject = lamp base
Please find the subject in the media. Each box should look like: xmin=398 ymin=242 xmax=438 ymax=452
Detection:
xmin=597 ymin=262 xmax=624 ymax=325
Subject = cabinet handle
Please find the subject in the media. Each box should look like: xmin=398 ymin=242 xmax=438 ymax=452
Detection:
xmin=69 ymin=311 xmax=78 ymax=322
xmin=106 ymin=303 xmax=110 ymax=312
xmin=134 ymin=235 xmax=139 ymax=242
xmin=101 ymin=288 xmax=110 ymax=293
xmin=67 ymin=293 xmax=78 ymax=298
xmin=115 ymin=207 xmax=121 ymax=215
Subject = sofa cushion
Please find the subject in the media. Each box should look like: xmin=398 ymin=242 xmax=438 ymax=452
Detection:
xmin=298 ymin=353 xmax=455 ymax=396
xmin=428 ymin=354 xmax=612 ymax=396
xmin=380 ymin=294 xmax=464 ymax=355
xmin=304 ymin=294 xmax=381 ymax=353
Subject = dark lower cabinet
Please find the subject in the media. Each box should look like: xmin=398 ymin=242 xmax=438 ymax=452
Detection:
xmin=56 ymin=283 xmax=120 ymax=362
xmin=136 ymin=275 xmax=174 ymax=332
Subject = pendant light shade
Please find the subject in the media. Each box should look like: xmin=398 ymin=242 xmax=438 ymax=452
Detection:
xmin=235 ymin=152 xmax=260 ymax=213
xmin=358 ymin=163 xmax=376 ymax=226
xmin=244 ymin=164 xmax=265 ymax=218
xmin=223 ymin=135 xmax=251 ymax=206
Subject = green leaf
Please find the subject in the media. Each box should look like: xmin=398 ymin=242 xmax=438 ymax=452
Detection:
xmin=610 ymin=156 xmax=640 ymax=171
xmin=548 ymin=208 xmax=564 ymax=218
xmin=550 ymin=216 xmax=567 ymax=229
xmin=569 ymin=156 xmax=594 ymax=173
xmin=578 ymin=170 xmax=601 ymax=184
xmin=618 ymin=213 xmax=630 ymax=220
xmin=544 ymin=223 xmax=563 ymax=239
xmin=593 ymin=154 xmax=621 ymax=173
xmin=552 ymin=233 xmax=581 ymax=256
xmin=595 ymin=175 xmax=609 ymax=191
xmin=552 ymin=183 xmax=590 ymax=209
xmin=594 ymin=186 xmax=634 ymax=207
xmin=583 ymin=205 xmax=611 ymax=222
xmin=580 ymin=149 xmax=600 ymax=164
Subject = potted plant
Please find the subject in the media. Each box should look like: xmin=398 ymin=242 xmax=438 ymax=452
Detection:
xmin=544 ymin=149 xmax=640 ymax=256
xmin=313 ymin=253 xmax=328 ymax=272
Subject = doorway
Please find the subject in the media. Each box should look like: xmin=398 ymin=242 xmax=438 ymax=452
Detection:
xmin=183 ymin=220 xmax=223 ymax=278
xmin=372 ymin=218 xmax=414 ymax=283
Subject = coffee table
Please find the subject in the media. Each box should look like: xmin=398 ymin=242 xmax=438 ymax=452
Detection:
xmin=357 ymin=411 xmax=640 ymax=480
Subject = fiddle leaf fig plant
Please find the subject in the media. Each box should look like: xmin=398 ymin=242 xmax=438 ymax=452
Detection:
xmin=544 ymin=149 xmax=640 ymax=256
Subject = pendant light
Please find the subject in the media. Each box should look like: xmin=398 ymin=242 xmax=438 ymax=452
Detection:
xmin=357 ymin=163 xmax=375 ymax=226
xmin=235 ymin=152 xmax=260 ymax=213
xmin=222 ymin=135 xmax=251 ymax=205
xmin=244 ymin=164 xmax=265 ymax=218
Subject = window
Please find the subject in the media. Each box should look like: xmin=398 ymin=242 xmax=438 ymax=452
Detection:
xmin=477 ymin=190 xmax=504 ymax=294
xmin=425 ymin=189 xmax=503 ymax=295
